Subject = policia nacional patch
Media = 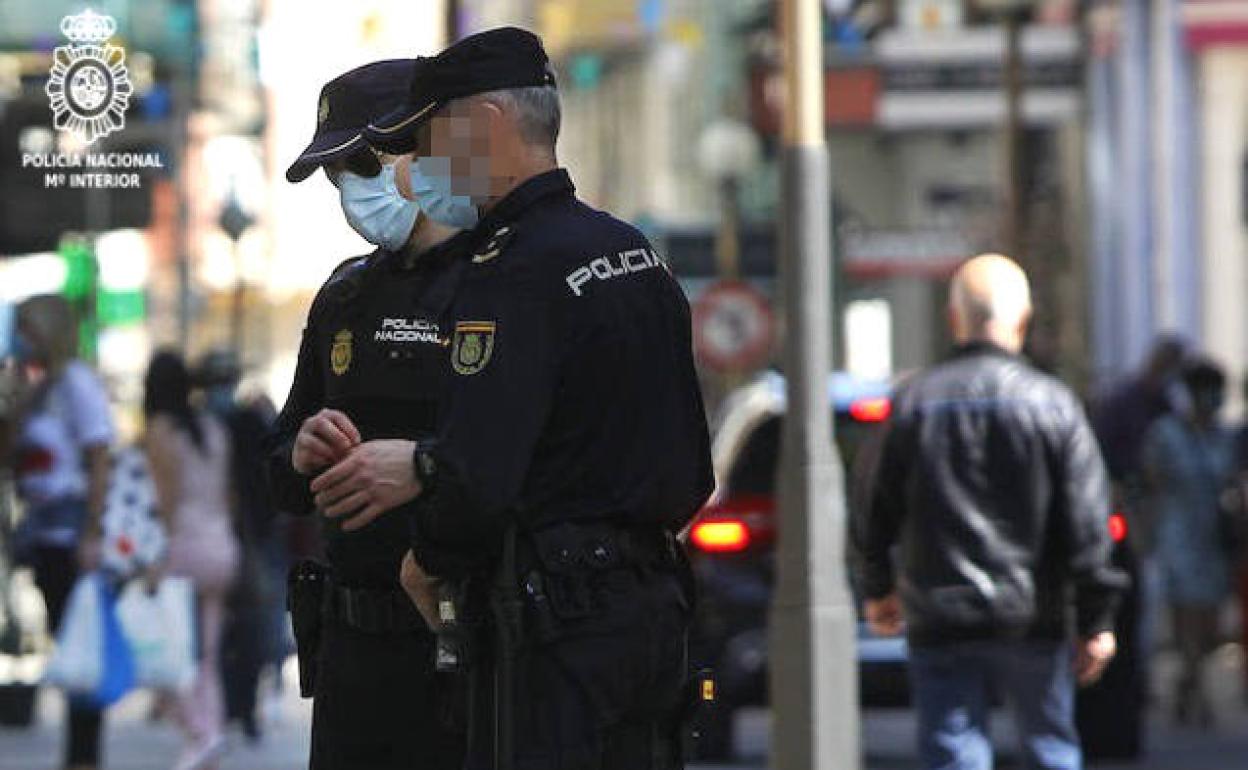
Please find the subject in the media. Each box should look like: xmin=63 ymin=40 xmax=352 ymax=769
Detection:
xmin=331 ymin=329 xmax=353 ymax=376
xmin=451 ymin=321 xmax=495 ymax=375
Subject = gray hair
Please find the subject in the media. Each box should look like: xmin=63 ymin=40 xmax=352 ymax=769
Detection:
xmin=476 ymin=85 xmax=561 ymax=152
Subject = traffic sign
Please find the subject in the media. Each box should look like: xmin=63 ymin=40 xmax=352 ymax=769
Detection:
xmin=691 ymin=280 xmax=774 ymax=372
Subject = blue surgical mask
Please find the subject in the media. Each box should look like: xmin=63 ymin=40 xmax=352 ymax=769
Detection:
xmin=203 ymin=386 xmax=235 ymax=415
xmin=408 ymin=157 xmax=480 ymax=229
xmin=338 ymin=165 xmax=420 ymax=251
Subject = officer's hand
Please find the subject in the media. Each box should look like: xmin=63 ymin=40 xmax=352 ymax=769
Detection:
xmin=864 ymin=593 xmax=904 ymax=637
xmin=1075 ymin=631 xmax=1117 ymax=686
xmin=293 ymin=409 xmax=361 ymax=475
xmin=311 ymin=439 xmax=423 ymax=532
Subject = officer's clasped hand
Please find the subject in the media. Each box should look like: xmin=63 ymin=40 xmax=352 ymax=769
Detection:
xmin=293 ymin=408 xmax=362 ymax=475
xmin=310 ymin=439 xmax=424 ymax=532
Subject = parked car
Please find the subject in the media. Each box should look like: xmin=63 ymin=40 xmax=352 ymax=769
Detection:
xmin=686 ymin=371 xmax=1142 ymax=762
xmin=686 ymin=371 xmax=898 ymax=760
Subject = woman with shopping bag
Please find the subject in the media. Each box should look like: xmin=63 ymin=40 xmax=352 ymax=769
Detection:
xmin=143 ymin=351 xmax=240 ymax=770
xmin=10 ymin=295 xmax=113 ymax=770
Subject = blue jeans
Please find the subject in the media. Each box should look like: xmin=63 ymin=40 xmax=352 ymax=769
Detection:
xmin=908 ymin=640 xmax=1082 ymax=770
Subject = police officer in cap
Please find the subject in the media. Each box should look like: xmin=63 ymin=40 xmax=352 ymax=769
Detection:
xmin=265 ymin=59 xmax=468 ymax=770
xmin=311 ymin=28 xmax=714 ymax=770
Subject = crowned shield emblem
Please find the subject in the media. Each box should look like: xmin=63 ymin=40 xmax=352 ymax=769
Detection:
xmin=331 ymin=329 xmax=353 ymax=376
xmin=451 ymin=321 xmax=495 ymax=376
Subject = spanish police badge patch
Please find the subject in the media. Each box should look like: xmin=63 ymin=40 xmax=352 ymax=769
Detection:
xmin=331 ymin=329 xmax=353 ymax=376
xmin=451 ymin=321 xmax=495 ymax=375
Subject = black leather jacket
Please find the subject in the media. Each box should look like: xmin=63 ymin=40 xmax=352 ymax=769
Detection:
xmin=859 ymin=342 xmax=1127 ymax=646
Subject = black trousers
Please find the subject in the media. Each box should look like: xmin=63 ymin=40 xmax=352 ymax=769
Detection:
xmin=309 ymin=617 xmax=465 ymax=770
xmin=32 ymin=545 xmax=104 ymax=768
xmin=221 ymin=600 xmax=266 ymax=734
xmin=465 ymin=567 xmax=690 ymax=770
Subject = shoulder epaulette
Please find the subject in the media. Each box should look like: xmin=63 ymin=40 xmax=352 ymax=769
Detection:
xmin=470 ymin=225 xmax=516 ymax=265
xmin=326 ymin=250 xmax=379 ymax=286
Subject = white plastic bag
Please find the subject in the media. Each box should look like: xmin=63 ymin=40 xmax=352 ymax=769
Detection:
xmin=115 ymin=577 xmax=196 ymax=692
xmin=43 ymin=575 xmax=103 ymax=693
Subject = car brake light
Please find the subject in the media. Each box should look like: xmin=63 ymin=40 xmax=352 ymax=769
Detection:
xmin=690 ymin=520 xmax=751 ymax=553
xmin=849 ymin=397 xmax=892 ymax=423
xmin=1108 ymin=513 xmax=1128 ymax=543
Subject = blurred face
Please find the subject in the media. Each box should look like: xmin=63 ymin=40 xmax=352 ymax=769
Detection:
xmin=403 ymin=98 xmax=509 ymax=201
xmin=1190 ymin=385 xmax=1224 ymax=420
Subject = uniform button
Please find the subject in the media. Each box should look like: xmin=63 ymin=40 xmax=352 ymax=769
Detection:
xmin=390 ymin=351 xmax=399 ymax=359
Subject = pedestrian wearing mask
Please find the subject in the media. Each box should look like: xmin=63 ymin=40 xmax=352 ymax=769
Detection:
xmin=1142 ymin=359 xmax=1236 ymax=727
xmin=10 ymin=294 xmax=112 ymax=770
xmin=143 ymin=351 xmax=239 ymax=770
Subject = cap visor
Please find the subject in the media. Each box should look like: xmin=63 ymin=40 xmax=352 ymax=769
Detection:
xmin=284 ymin=129 xmax=365 ymax=183
xmin=364 ymin=100 xmax=440 ymax=154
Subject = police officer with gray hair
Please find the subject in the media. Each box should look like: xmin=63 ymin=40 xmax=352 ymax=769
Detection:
xmin=310 ymin=28 xmax=714 ymax=770
xmin=265 ymin=59 xmax=468 ymax=770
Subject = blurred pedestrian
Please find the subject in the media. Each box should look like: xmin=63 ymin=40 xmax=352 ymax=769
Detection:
xmin=1093 ymin=336 xmax=1188 ymax=500
xmin=9 ymin=294 xmax=111 ymax=770
xmin=194 ymin=349 xmax=283 ymax=743
xmin=1092 ymin=335 xmax=1188 ymax=698
xmin=1141 ymin=358 xmax=1236 ymax=726
xmin=1237 ymin=375 xmax=1248 ymax=704
xmin=143 ymin=351 xmax=239 ymax=770
xmin=859 ymin=254 xmax=1125 ymax=770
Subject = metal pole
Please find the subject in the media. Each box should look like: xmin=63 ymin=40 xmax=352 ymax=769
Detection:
xmin=1003 ymin=12 xmax=1024 ymax=257
xmin=771 ymin=0 xmax=858 ymax=769
xmin=231 ymin=243 xmax=244 ymax=358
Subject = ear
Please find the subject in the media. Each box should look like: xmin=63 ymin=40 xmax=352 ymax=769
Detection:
xmin=1017 ymin=306 xmax=1034 ymax=337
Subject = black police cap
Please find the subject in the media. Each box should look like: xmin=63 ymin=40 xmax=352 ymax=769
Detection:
xmin=285 ymin=59 xmax=414 ymax=184
xmin=364 ymin=27 xmax=556 ymax=155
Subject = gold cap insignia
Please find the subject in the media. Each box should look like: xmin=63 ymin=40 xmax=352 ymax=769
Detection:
xmin=318 ymin=96 xmax=330 ymax=125
xmin=331 ymin=329 xmax=353 ymax=376
xmin=451 ymin=321 xmax=496 ymax=375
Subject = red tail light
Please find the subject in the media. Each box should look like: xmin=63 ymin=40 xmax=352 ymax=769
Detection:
xmin=849 ymin=397 xmax=892 ymax=423
xmin=690 ymin=520 xmax=751 ymax=553
xmin=689 ymin=494 xmax=775 ymax=553
xmin=1108 ymin=513 xmax=1128 ymax=543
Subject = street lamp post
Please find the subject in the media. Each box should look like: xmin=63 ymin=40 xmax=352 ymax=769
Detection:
xmin=976 ymin=0 xmax=1037 ymax=257
xmin=771 ymin=0 xmax=859 ymax=769
xmin=218 ymin=189 xmax=253 ymax=358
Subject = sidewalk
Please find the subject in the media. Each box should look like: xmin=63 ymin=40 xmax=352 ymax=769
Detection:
xmin=2 ymin=650 xmax=1245 ymax=770
xmin=0 ymin=662 xmax=312 ymax=770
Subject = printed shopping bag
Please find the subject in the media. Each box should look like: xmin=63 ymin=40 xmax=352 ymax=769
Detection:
xmin=100 ymin=447 xmax=166 ymax=578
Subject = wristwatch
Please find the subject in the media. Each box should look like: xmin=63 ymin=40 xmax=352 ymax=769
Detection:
xmin=412 ymin=440 xmax=438 ymax=491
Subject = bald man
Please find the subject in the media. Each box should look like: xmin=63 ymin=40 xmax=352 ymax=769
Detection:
xmin=857 ymin=255 xmax=1126 ymax=770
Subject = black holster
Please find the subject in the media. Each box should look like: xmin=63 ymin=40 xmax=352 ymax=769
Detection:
xmin=287 ymin=559 xmax=330 ymax=698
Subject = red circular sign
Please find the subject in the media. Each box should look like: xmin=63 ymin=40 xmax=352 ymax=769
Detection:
xmin=691 ymin=280 xmax=774 ymax=372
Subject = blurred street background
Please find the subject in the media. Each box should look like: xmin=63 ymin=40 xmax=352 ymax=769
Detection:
xmin=2 ymin=1 xmax=1248 ymax=769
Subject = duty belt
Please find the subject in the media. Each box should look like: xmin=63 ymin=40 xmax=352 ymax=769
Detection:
xmin=327 ymin=583 xmax=426 ymax=635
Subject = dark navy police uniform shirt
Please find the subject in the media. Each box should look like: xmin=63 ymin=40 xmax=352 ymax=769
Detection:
xmin=267 ymin=236 xmax=470 ymax=587
xmin=410 ymin=169 xmax=714 ymax=578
